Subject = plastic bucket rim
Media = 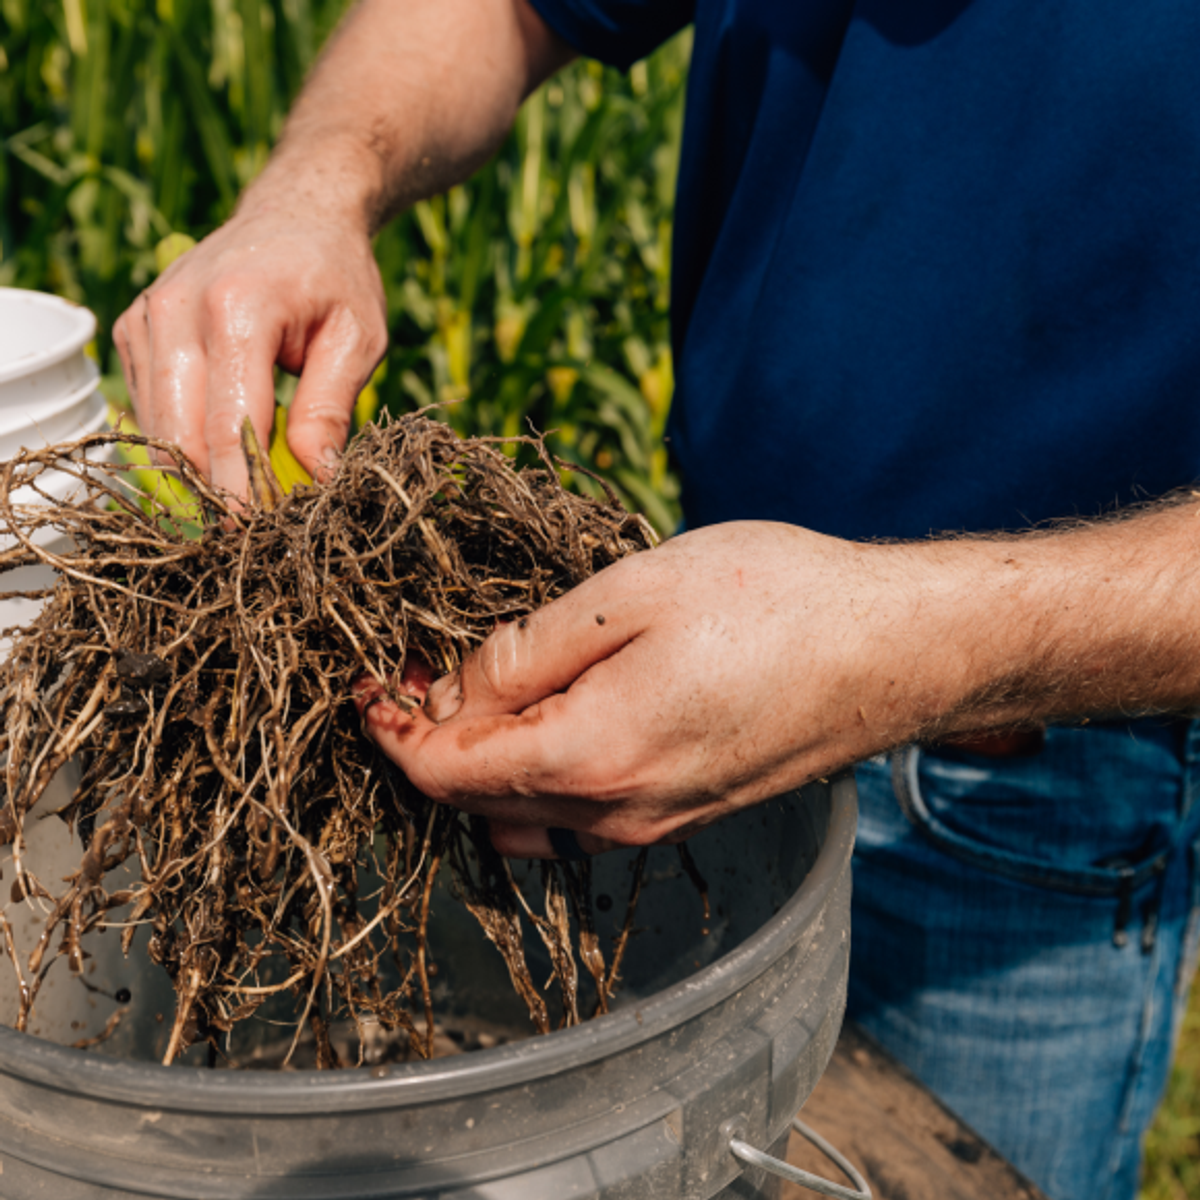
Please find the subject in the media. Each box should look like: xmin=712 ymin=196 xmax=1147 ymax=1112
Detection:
xmin=5 ymin=418 xmax=115 ymax=475
xmin=0 ymin=777 xmax=856 ymax=1113
xmin=0 ymin=422 xmax=116 ymax=556
xmin=0 ymin=289 xmax=96 ymax=388
xmin=0 ymin=360 xmax=102 ymax=443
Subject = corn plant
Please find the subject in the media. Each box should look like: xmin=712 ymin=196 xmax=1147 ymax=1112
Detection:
xmin=1 ymin=0 xmax=686 ymax=531
xmin=1141 ymin=989 xmax=1200 ymax=1200
xmin=380 ymin=52 xmax=686 ymax=531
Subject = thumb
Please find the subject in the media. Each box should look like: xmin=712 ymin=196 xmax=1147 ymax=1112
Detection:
xmin=425 ymin=558 xmax=652 ymax=724
xmin=287 ymin=306 xmax=386 ymax=479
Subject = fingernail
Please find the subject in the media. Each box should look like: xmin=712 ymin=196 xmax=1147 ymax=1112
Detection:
xmin=351 ymin=677 xmax=383 ymax=715
xmin=315 ymin=445 xmax=341 ymax=483
xmin=425 ymin=670 xmax=464 ymax=723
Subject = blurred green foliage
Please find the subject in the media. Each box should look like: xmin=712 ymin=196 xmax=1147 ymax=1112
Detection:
xmin=0 ymin=0 xmax=686 ymax=531
xmin=1142 ymin=985 xmax=1200 ymax=1200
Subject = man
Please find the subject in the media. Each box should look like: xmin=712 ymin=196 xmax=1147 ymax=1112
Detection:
xmin=115 ymin=3 xmax=1200 ymax=1198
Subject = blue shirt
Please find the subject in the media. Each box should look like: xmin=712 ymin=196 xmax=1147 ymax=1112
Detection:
xmin=529 ymin=0 xmax=1200 ymax=539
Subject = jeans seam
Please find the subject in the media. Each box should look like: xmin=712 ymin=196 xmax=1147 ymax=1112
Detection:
xmin=1174 ymin=839 xmax=1200 ymax=1016
xmin=1102 ymin=922 xmax=1164 ymax=1196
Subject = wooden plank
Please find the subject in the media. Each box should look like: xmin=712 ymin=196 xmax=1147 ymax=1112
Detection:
xmin=780 ymin=1024 xmax=1049 ymax=1200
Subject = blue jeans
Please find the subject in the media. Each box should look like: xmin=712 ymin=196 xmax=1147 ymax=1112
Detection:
xmin=848 ymin=719 xmax=1200 ymax=1200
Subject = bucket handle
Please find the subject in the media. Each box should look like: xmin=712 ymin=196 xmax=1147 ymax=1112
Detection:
xmin=727 ymin=1115 xmax=872 ymax=1200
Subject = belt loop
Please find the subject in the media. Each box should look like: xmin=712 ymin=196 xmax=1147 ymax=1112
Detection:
xmin=1140 ymin=859 xmax=1169 ymax=954
xmin=1113 ymin=870 xmax=1134 ymax=949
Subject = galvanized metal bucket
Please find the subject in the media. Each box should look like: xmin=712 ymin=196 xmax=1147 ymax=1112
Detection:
xmin=0 ymin=777 xmax=856 ymax=1199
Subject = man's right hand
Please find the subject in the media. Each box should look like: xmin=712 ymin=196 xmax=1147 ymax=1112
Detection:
xmin=114 ymin=203 xmax=387 ymax=497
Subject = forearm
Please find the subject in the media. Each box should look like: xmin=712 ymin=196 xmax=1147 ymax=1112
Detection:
xmin=899 ymin=497 xmax=1200 ymax=740
xmin=237 ymin=0 xmax=572 ymax=234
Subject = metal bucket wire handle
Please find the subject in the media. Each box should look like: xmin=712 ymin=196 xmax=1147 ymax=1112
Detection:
xmin=728 ymin=1115 xmax=872 ymax=1200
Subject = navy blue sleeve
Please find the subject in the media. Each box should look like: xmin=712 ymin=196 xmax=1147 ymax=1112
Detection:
xmin=528 ymin=0 xmax=694 ymax=70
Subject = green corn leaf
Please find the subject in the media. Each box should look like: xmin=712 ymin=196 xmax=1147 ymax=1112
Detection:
xmin=514 ymin=284 xmax=573 ymax=360
xmin=239 ymin=0 xmax=272 ymax=156
xmin=169 ymin=28 xmax=239 ymax=213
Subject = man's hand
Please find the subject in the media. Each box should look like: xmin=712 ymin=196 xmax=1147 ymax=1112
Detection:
xmin=113 ymin=0 xmax=573 ymax=497
xmin=357 ymin=522 xmax=968 ymax=856
xmin=115 ymin=206 xmax=387 ymax=496
xmin=359 ymin=507 xmax=1200 ymax=857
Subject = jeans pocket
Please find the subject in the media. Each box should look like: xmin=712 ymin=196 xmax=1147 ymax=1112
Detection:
xmin=891 ymin=745 xmax=1170 ymax=906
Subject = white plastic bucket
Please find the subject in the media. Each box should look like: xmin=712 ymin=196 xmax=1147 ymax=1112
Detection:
xmin=0 ymin=290 xmax=131 ymax=1046
xmin=0 ymin=359 xmax=108 ymax=460
xmin=0 ymin=288 xmax=97 ymax=406
xmin=0 ymin=289 xmax=113 ymax=636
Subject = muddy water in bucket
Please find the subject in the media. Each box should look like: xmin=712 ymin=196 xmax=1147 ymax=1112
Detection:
xmin=0 ymin=289 xmax=130 ymax=1049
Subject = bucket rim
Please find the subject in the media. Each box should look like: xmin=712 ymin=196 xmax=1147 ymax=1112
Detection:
xmin=0 ymin=412 xmax=114 ymax=552
xmin=0 ymin=777 xmax=857 ymax=1113
xmin=0 ymin=359 xmax=101 ymax=441
xmin=0 ymin=290 xmax=96 ymax=387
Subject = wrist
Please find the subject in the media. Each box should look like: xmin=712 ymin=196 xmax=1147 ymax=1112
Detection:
xmin=910 ymin=537 xmax=1051 ymax=736
xmin=235 ymin=136 xmax=387 ymax=237
xmin=829 ymin=534 xmax=1078 ymax=751
xmin=903 ymin=504 xmax=1200 ymax=737
xmin=847 ymin=539 xmax=1006 ymax=744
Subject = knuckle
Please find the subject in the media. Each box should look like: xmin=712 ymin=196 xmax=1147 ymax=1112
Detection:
xmin=579 ymin=745 xmax=641 ymax=797
xmin=202 ymin=412 xmax=242 ymax=456
xmin=144 ymin=287 xmax=177 ymax=325
xmin=418 ymin=756 xmax=471 ymax=807
xmin=328 ymin=306 xmax=388 ymax=369
xmin=299 ymin=397 xmax=352 ymax=435
xmin=201 ymin=276 xmax=255 ymax=328
xmin=363 ymin=327 xmax=389 ymax=365
xmin=409 ymin=769 xmax=452 ymax=806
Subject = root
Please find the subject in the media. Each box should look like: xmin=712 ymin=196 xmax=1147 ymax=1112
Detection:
xmin=0 ymin=414 xmax=657 ymax=1063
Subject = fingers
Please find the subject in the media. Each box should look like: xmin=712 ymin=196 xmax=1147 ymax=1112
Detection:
xmin=287 ymin=306 xmax=387 ymax=481
xmin=110 ymin=219 xmax=388 ymax=497
xmin=424 ymin=557 xmax=657 ymax=724
xmin=145 ymin=297 xmax=210 ymax=473
xmin=200 ymin=287 xmax=283 ymax=498
xmin=487 ymin=821 xmax=616 ymax=859
xmin=115 ymin=278 xmax=277 ymax=493
xmin=117 ymin=290 xmax=215 ymax=475
xmin=356 ymin=663 xmax=693 ymax=847
xmin=358 ymin=686 xmax=568 ymax=807
xmin=354 ymin=556 xmax=689 ymax=845
xmin=113 ymin=301 xmax=150 ymax=424
xmin=353 ymin=654 xmax=436 ymax=714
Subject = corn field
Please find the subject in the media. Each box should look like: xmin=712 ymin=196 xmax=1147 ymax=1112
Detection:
xmin=1142 ymin=996 xmax=1200 ymax=1200
xmin=0 ymin=0 xmax=687 ymax=532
